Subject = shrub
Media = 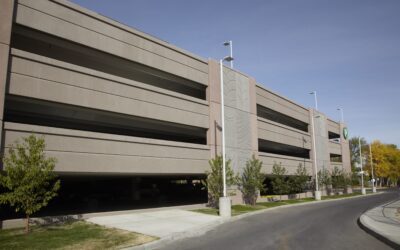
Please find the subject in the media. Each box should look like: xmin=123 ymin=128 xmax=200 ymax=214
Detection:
xmin=238 ymin=155 xmax=265 ymax=206
xmin=289 ymin=163 xmax=309 ymax=198
xmin=331 ymin=166 xmax=345 ymax=193
xmin=271 ymin=162 xmax=289 ymax=200
xmin=202 ymin=155 xmax=237 ymax=208
xmin=318 ymin=168 xmax=331 ymax=191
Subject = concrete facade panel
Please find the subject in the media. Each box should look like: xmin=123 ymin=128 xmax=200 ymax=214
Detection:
xmin=312 ymin=110 xmax=331 ymax=171
xmin=257 ymin=94 xmax=309 ymax=123
xmin=3 ymin=123 xmax=209 ymax=174
xmin=22 ymin=0 xmax=208 ymax=72
xmin=10 ymin=51 xmax=208 ymax=116
xmin=329 ymin=142 xmax=342 ymax=155
xmin=0 ymin=0 xmax=14 ymax=128
xmin=259 ymin=153 xmax=312 ymax=175
xmin=257 ymin=119 xmax=312 ymax=149
xmin=8 ymin=73 xmax=209 ymax=128
xmin=0 ymin=0 xmax=14 ymax=45
xmin=328 ymin=119 xmax=340 ymax=134
xmin=15 ymin=3 xmax=208 ymax=85
xmin=224 ymin=68 xmax=250 ymax=113
xmin=256 ymin=86 xmax=310 ymax=124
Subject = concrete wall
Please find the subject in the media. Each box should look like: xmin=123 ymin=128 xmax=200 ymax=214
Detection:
xmin=256 ymin=84 xmax=310 ymax=124
xmin=3 ymin=122 xmax=210 ymax=174
xmin=15 ymin=0 xmax=208 ymax=85
xmin=312 ymin=110 xmax=331 ymax=172
xmin=9 ymin=49 xmax=209 ymax=129
xmin=259 ymin=152 xmax=313 ymax=175
xmin=0 ymin=0 xmax=353 ymax=188
xmin=207 ymin=61 xmax=257 ymax=173
xmin=0 ymin=0 xmax=15 ymax=142
xmin=257 ymin=117 xmax=311 ymax=150
xmin=256 ymin=85 xmax=312 ymax=175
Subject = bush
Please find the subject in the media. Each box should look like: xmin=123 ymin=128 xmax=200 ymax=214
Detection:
xmin=202 ymin=155 xmax=237 ymax=208
xmin=289 ymin=164 xmax=309 ymax=198
xmin=238 ymin=155 xmax=265 ymax=206
xmin=331 ymin=166 xmax=345 ymax=193
xmin=271 ymin=162 xmax=289 ymax=200
xmin=318 ymin=168 xmax=331 ymax=191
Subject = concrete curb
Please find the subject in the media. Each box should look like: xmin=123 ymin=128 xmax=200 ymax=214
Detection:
xmin=126 ymin=192 xmax=385 ymax=250
xmin=358 ymin=199 xmax=400 ymax=249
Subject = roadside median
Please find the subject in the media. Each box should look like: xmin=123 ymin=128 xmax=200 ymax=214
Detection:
xmin=359 ymin=198 xmax=400 ymax=248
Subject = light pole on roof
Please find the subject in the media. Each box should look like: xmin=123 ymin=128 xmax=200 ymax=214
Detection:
xmin=219 ymin=55 xmax=233 ymax=218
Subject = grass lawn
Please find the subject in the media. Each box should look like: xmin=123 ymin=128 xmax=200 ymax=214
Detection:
xmin=0 ymin=221 xmax=157 ymax=250
xmin=192 ymin=198 xmax=315 ymax=217
xmin=192 ymin=192 xmax=370 ymax=217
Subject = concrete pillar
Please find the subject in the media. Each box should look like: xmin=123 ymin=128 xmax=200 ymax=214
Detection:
xmin=0 ymin=0 xmax=15 ymax=152
xmin=207 ymin=60 xmax=258 ymax=205
xmin=339 ymin=122 xmax=351 ymax=173
xmin=249 ymin=77 xmax=259 ymax=157
xmin=207 ymin=60 xmax=222 ymax=158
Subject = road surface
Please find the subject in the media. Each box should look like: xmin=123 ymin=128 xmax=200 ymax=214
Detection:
xmin=159 ymin=190 xmax=399 ymax=250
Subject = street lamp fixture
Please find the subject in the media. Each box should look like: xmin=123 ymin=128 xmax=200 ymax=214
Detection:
xmin=223 ymin=41 xmax=233 ymax=68
xmin=219 ymin=55 xmax=234 ymax=218
xmin=309 ymin=91 xmax=318 ymax=111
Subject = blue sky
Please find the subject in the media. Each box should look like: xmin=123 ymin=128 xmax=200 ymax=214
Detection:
xmin=72 ymin=0 xmax=400 ymax=146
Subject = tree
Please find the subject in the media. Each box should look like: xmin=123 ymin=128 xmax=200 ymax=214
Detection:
xmin=203 ymin=155 xmax=237 ymax=208
xmin=289 ymin=163 xmax=309 ymax=198
xmin=271 ymin=162 xmax=288 ymax=200
xmin=0 ymin=135 xmax=60 ymax=233
xmin=318 ymin=168 xmax=331 ymax=192
xmin=366 ymin=141 xmax=400 ymax=187
xmin=331 ymin=166 xmax=345 ymax=193
xmin=349 ymin=136 xmax=368 ymax=169
xmin=238 ymin=155 xmax=265 ymax=206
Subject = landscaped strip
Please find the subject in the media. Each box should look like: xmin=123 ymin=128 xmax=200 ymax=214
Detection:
xmin=192 ymin=192 xmax=370 ymax=216
xmin=0 ymin=221 xmax=157 ymax=250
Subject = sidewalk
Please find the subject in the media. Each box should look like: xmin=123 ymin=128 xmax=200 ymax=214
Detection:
xmin=86 ymin=209 xmax=225 ymax=250
xmin=359 ymin=199 xmax=400 ymax=248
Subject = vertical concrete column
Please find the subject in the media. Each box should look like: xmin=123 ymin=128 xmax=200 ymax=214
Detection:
xmin=248 ymin=78 xmax=259 ymax=157
xmin=0 ymin=0 xmax=15 ymax=147
xmin=207 ymin=60 xmax=222 ymax=158
xmin=340 ymin=123 xmax=351 ymax=173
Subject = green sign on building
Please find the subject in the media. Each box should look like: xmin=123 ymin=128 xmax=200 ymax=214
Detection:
xmin=343 ymin=127 xmax=349 ymax=140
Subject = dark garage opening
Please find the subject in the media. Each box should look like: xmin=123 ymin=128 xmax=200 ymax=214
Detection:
xmin=258 ymin=139 xmax=310 ymax=159
xmin=0 ymin=175 xmax=207 ymax=220
xmin=257 ymin=105 xmax=309 ymax=132
xmin=4 ymin=95 xmax=207 ymax=145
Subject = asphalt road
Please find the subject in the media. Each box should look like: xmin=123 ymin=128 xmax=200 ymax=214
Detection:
xmin=159 ymin=190 xmax=400 ymax=250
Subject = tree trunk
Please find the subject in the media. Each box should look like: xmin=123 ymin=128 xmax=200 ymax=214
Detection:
xmin=25 ymin=214 xmax=30 ymax=234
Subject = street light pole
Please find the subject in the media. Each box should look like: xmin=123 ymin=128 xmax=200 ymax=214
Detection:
xmin=223 ymin=41 xmax=233 ymax=68
xmin=219 ymin=56 xmax=233 ymax=218
xmin=220 ymin=58 xmax=227 ymax=198
xmin=310 ymin=91 xmax=318 ymax=111
xmin=369 ymin=144 xmax=376 ymax=193
xmin=309 ymin=91 xmax=321 ymax=200
xmin=310 ymin=109 xmax=321 ymax=200
xmin=359 ymin=138 xmax=366 ymax=195
xmin=337 ymin=108 xmax=344 ymax=123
